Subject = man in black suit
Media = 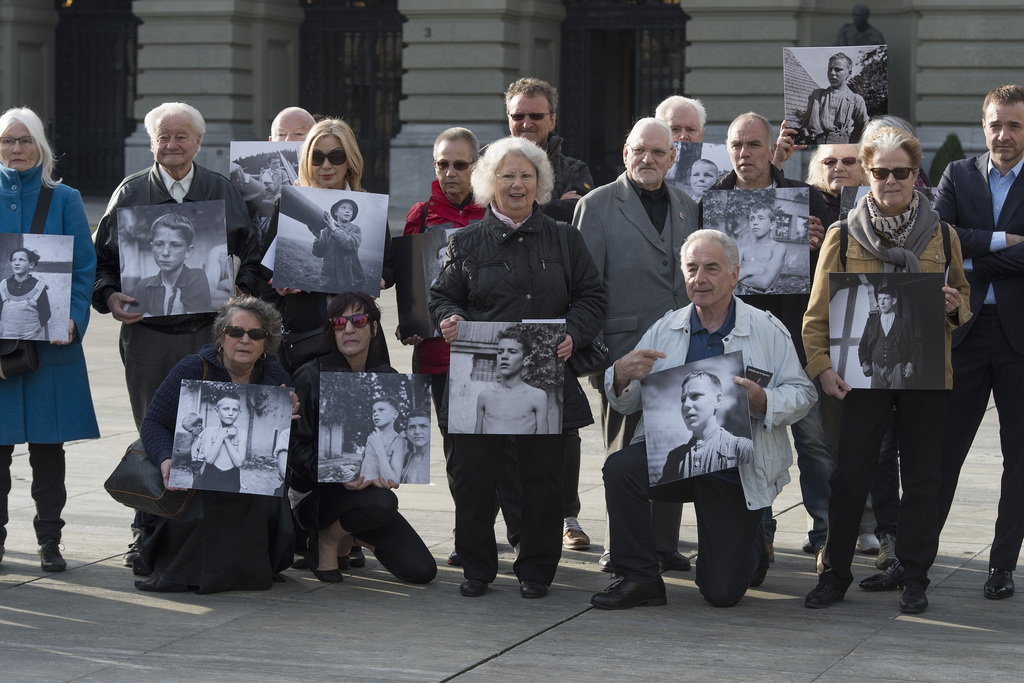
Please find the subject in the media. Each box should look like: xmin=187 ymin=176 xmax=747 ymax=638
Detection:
xmin=935 ymin=84 xmax=1024 ymax=600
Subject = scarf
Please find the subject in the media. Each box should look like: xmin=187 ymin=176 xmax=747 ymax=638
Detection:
xmin=847 ymin=190 xmax=938 ymax=273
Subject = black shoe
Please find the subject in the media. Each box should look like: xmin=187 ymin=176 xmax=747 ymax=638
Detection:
xmin=0 ymin=545 xmax=5 ymax=566
xmin=132 ymin=554 xmax=152 ymax=577
xmin=859 ymin=561 xmax=904 ymax=592
xmin=311 ymin=567 xmax=344 ymax=583
xmin=805 ymin=582 xmax=846 ymax=609
xmin=749 ymin=564 xmax=768 ymax=588
xmin=899 ymin=579 xmax=928 ymax=614
xmin=122 ymin=541 xmax=140 ymax=568
xmin=348 ymin=546 xmax=366 ymax=568
xmin=984 ymin=568 xmax=1014 ymax=600
xmin=39 ymin=540 xmax=66 ymax=572
xmin=135 ymin=576 xmax=188 ymax=592
xmin=447 ymin=549 xmax=462 ymax=566
xmin=598 ymin=551 xmax=615 ymax=573
xmin=876 ymin=533 xmax=897 ymax=570
xmin=591 ymin=575 xmax=667 ymax=610
xmin=460 ymin=579 xmax=487 ymax=597
xmin=656 ymin=550 xmax=691 ymax=572
xmin=520 ymin=580 xmax=548 ymax=599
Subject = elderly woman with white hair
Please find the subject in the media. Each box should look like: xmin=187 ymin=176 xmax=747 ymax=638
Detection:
xmin=0 ymin=106 xmax=99 ymax=572
xmin=802 ymin=126 xmax=971 ymax=615
xmin=429 ymin=136 xmax=606 ymax=599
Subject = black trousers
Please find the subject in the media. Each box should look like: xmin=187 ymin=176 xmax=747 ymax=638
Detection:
xmin=604 ymin=441 xmax=766 ymax=607
xmin=0 ymin=442 xmax=66 ymax=545
xmin=448 ymin=432 xmax=566 ymax=585
xmin=938 ymin=306 xmax=1024 ymax=570
xmin=820 ymin=389 xmax=947 ymax=589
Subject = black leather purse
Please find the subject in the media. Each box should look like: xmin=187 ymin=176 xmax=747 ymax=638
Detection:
xmin=104 ymin=439 xmax=195 ymax=518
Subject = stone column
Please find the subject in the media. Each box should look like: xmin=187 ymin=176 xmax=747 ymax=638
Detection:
xmin=125 ymin=0 xmax=303 ymax=176
xmin=0 ymin=0 xmax=58 ymax=120
xmin=388 ymin=0 xmax=565 ymax=227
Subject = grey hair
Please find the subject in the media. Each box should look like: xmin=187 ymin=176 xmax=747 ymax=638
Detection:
xmin=655 ymin=95 xmax=707 ymax=130
xmin=626 ymin=117 xmax=673 ymax=147
xmin=212 ymin=295 xmax=283 ymax=356
xmin=433 ymin=127 xmax=480 ymax=160
xmin=728 ymin=112 xmax=774 ymax=144
xmin=0 ymin=107 xmax=59 ymax=188
xmin=806 ymin=144 xmax=866 ymax=193
xmin=860 ymin=126 xmax=923 ymax=169
xmin=862 ymin=115 xmax=916 ymax=141
xmin=270 ymin=107 xmax=315 ymax=137
xmin=471 ymin=136 xmax=554 ymax=207
xmin=144 ymin=102 xmax=206 ymax=142
xmin=680 ymin=229 xmax=741 ymax=272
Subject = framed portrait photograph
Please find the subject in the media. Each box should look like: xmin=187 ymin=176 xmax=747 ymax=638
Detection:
xmin=272 ymin=185 xmax=389 ymax=296
xmin=701 ymin=187 xmax=811 ymax=294
xmin=642 ymin=351 xmax=754 ymax=487
xmin=0 ymin=231 xmax=74 ymax=342
xmin=229 ymin=140 xmax=303 ymax=254
xmin=664 ymin=141 xmax=731 ymax=202
xmin=318 ymin=372 xmax=432 ymax=485
xmin=828 ymin=272 xmax=946 ymax=390
xmin=784 ymin=45 xmax=888 ymax=146
xmin=168 ymin=380 xmax=294 ymax=496
xmin=447 ymin=320 xmax=566 ymax=435
xmin=116 ymin=200 xmax=231 ymax=318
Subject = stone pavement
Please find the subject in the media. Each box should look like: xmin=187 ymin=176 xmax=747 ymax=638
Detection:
xmin=2 ymin=276 xmax=1022 ymax=681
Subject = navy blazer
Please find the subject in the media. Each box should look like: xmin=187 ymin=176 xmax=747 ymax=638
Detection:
xmin=934 ymin=153 xmax=1024 ymax=351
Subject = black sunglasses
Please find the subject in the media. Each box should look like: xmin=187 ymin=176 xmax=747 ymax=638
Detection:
xmin=330 ymin=314 xmax=370 ymax=330
xmin=311 ymin=149 xmax=347 ymax=167
xmin=869 ymin=167 xmax=916 ymax=180
xmin=508 ymin=112 xmax=552 ymax=122
xmin=223 ymin=326 xmax=269 ymax=340
xmin=435 ymin=160 xmax=473 ymax=171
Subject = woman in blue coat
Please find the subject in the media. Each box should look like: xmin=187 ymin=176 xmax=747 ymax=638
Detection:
xmin=0 ymin=107 xmax=99 ymax=572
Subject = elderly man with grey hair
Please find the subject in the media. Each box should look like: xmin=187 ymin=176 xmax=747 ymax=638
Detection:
xmin=269 ymin=106 xmax=315 ymax=142
xmin=574 ymin=117 xmax=699 ymax=573
xmin=591 ymin=229 xmax=814 ymax=610
xmin=92 ymin=101 xmax=258 ymax=568
xmin=655 ymin=95 xmax=706 ymax=144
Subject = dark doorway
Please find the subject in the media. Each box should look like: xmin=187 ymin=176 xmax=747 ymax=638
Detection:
xmin=54 ymin=0 xmax=140 ymax=196
xmin=560 ymin=1 xmax=688 ymax=186
xmin=299 ymin=0 xmax=405 ymax=195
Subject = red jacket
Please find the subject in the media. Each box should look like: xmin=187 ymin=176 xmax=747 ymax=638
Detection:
xmin=403 ymin=181 xmax=485 ymax=373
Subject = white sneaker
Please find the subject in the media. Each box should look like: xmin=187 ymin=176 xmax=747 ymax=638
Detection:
xmin=857 ymin=533 xmax=880 ymax=553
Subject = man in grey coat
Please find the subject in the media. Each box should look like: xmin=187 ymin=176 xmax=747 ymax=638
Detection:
xmin=574 ymin=117 xmax=698 ymax=572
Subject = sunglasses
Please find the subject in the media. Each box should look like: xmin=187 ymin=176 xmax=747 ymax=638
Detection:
xmin=223 ymin=326 xmax=269 ymax=340
xmin=508 ymin=112 xmax=552 ymax=122
xmin=435 ymin=160 xmax=473 ymax=171
xmin=822 ymin=157 xmax=858 ymax=167
xmin=311 ymin=149 xmax=347 ymax=167
xmin=869 ymin=167 xmax=916 ymax=180
xmin=330 ymin=313 xmax=370 ymax=330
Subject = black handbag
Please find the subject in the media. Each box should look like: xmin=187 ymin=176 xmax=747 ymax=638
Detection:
xmin=281 ymin=327 xmax=330 ymax=370
xmin=0 ymin=184 xmax=52 ymax=379
xmin=104 ymin=439 xmax=195 ymax=518
xmin=556 ymin=222 xmax=610 ymax=377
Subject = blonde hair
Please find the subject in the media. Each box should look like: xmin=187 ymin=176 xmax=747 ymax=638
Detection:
xmin=0 ymin=107 xmax=59 ymax=188
xmin=298 ymin=118 xmax=364 ymax=191
xmin=859 ymin=126 xmax=922 ymax=170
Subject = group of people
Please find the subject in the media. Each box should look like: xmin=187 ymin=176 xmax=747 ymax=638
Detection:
xmin=1 ymin=73 xmax=1022 ymax=617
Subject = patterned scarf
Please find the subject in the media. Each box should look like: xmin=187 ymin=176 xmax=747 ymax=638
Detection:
xmin=866 ymin=191 xmax=920 ymax=248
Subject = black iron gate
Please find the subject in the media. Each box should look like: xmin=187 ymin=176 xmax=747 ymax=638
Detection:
xmin=560 ymin=0 xmax=688 ymax=186
xmin=299 ymin=0 xmax=405 ymax=195
xmin=54 ymin=0 xmax=139 ymax=196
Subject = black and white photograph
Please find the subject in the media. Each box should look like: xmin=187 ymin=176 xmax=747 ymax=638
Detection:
xmin=828 ymin=272 xmax=946 ymax=390
xmin=641 ymin=351 xmax=754 ymax=487
xmin=448 ymin=320 xmax=566 ymax=435
xmin=840 ymin=185 xmax=936 ymax=219
xmin=168 ymin=379 xmax=294 ymax=496
xmin=784 ymin=45 xmax=888 ymax=146
xmin=229 ymin=140 xmax=303 ymax=254
xmin=0 ymin=232 xmax=73 ymax=342
xmin=393 ymin=228 xmax=454 ymax=339
xmin=272 ymin=184 xmax=388 ymax=296
xmin=664 ymin=141 xmax=731 ymax=202
xmin=318 ymin=372 xmax=432 ymax=485
xmin=701 ymin=187 xmax=811 ymax=295
xmin=116 ymin=200 xmax=230 ymax=317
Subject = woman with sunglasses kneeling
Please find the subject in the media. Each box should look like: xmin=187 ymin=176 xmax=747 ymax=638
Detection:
xmin=287 ymin=292 xmax=437 ymax=584
xmin=137 ymin=296 xmax=296 ymax=593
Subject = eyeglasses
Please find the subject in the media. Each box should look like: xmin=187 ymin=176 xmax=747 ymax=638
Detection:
xmin=311 ymin=149 xmax=347 ymax=167
xmin=496 ymin=173 xmax=536 ymax=184
xmin=508 ymin=113 xmax=553 ymax=122
xmin=822 ymin=157 xmax=858 ymax=167
xmin=223 ymin=326 xmax=269 ymax=340
xmin=435 ymin=160 xmax=473 ymax=171
xmin=868 ymin=167 xmax=917 ymax=181
xmin=330 ymin=313 xmax=370 ymax=330
xmin=628 ymin=147 xmax=670 ymax=159
xmin=0 ymin=137 xmax=34 ymax=149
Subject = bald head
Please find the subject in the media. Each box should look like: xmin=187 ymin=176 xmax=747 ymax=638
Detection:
xmin=270 ymin=107 xmax=315 ymax=141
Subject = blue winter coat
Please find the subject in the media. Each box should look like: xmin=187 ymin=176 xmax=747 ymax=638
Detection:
xmin=0 ymin=164 xmax=99 ymax=444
